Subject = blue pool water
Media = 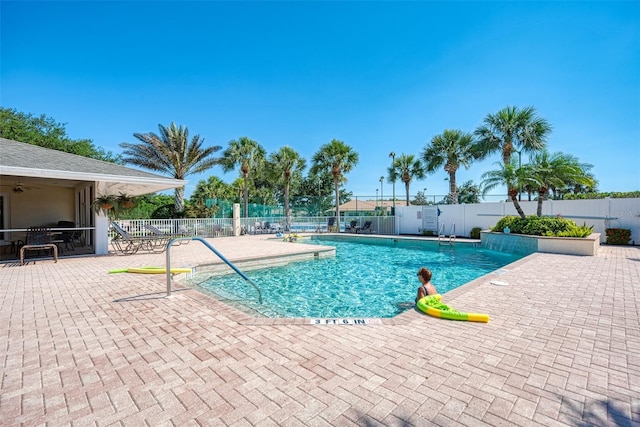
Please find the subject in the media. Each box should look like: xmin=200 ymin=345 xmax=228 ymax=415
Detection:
xmin=191 ymin=236 xmax=523 ymax=318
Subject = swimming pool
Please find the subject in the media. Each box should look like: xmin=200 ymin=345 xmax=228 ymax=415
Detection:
xmin=189 ymin=235 xmax=523 ymax=318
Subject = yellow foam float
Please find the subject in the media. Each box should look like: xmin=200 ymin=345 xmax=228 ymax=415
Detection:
xmin=416 ymin=294 xmax=489 ymax=323
xmin=109 ymin=267 xmax=192 ymax=274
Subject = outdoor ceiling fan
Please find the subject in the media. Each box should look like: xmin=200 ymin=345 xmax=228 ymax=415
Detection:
xmin=0 ymin=182 xmax=40 ymax=193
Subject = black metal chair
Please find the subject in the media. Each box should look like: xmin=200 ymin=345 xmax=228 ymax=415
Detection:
xmin=57 ymin=220 xmax=83 ymax=250
xmin=20 ymin=226 xmax=58 ymax=265
xmin=345 ymin=220 xmax=359 ymax=233
xmin=359 ymin=220 xmax=375 ymax=234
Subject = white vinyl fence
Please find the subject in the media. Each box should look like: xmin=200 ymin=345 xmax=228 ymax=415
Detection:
xmin=396 ymin=198 xmax=640 ymax=244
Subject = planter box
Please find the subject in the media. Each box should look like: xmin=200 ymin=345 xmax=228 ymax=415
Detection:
xmin=480 ymin=231 xmax=600 ymax=256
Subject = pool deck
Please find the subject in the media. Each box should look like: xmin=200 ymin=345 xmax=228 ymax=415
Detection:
xmin=1 ymin=234 xmax=638 ymax=426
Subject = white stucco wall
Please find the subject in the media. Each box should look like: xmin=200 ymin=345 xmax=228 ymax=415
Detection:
xmin=396 ymin=198 xmax=640 ymax=244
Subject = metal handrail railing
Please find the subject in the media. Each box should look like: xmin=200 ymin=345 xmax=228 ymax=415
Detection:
xmin=165 ymin=236 xmax=263 ymax=303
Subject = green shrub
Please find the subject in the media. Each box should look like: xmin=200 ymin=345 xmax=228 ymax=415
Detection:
xmin=605 ymin=228 xmax=631 ymax=245
xmin=470 ymin=227 xmax=482 ymax=239
xmin=553 ymin=223 xmax=594 ymax=237
xmin=492 ymin=215 xmax=593 ymax=238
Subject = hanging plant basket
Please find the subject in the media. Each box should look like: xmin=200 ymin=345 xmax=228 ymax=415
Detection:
xmin=117 ymin=193 xmax=136 ymax=209
xmin=92 ymin=195 xmax=117 ymax=215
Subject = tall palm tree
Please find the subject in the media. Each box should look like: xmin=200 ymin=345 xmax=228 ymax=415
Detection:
xmin=422 ymin=129 xmax=476 ymax=204
xmin=268 ymin=146 xmax=306 ymax=229
xmin=120 ymin=122 xmax=221 ymax=213
xmin=552 ymin=157 xmax=597 ymax=198
xmin=220 ymin=137 xmax=266 ymax=217
xmin=480 ymin=159 xmax=527 ymax=218
xmin=388 ymin=154 xmax=425 ymax=206
xmin=310 ymin=139 xmax=359 ymax=230
xmin=474 ymin=106 xmax=552 ymax=167
xmin=528 ymin=151 xmax=595 ymax=216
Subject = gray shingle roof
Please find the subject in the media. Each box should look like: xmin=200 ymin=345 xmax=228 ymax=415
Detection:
xmin=0 ymin=137 xmax=168 ymax=179
xmin=0 ymin=137 xmax=186 ymax=196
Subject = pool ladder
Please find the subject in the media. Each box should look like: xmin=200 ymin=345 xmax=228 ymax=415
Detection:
xmin=165 ymin=236 xmax=263 ymax=303
xmin=438 ymin=223 xmax=456 ymax=245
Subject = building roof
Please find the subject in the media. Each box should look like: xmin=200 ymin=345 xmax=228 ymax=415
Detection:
xmin=0 ymin=138 xmax=186 ymax=195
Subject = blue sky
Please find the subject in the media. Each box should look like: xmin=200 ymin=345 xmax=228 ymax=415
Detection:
xmin=2 ymin=1 xmax=639 ymax=201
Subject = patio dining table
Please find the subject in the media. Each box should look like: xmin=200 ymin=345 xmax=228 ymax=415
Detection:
xmin=0 ymin=227 xmax=95 ymax=257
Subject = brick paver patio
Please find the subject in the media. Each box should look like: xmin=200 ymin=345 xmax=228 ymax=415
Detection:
xmin=1 ymin=235 xmax=638 ymax=426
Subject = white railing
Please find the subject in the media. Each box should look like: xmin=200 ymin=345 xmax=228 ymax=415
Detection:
xmin=438 ymin=223 xmax=455 ymax=245
xmin=113 ymin=215 xmax=399 ymax=240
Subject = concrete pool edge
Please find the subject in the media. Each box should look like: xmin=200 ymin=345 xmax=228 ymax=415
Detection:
xmin=175 ymin=235 xmax=537 ymax=326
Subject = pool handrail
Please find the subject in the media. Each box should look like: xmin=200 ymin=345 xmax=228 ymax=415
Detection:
xmin=165 ymin=236 xmax=263 ymax=303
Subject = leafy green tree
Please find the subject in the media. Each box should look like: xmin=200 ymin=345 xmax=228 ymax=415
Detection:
xmin=220 ymin=137 xmax=266 ymax=217
xmin=474 ymin=106 xmax=552 ymax=167
xmin=527 ymin=151 xmax=596 ymax=216
xmin=114 ymin=194 xmax=175 ymax=219
xmin=481 ymin=159 xmax=527 ymax=218
xmin=422 ymin=129 xmax=477 ymax=204
xmin=268 ymin=146 xmax=306 ymax=228
xmin=120 ymin=122 xmax=222 ymax=214
xmin=0 ymin=107 xmax=121 ymax=162
xmin=440 ymin=180 xmax=481 ymax=204
xmin=310 ymin=139 xmax=359 ymax=229
xmin=189 ymin=176 xmax=235 ymax=217
xmin=457 ymin=180 xmax=481 ymax=204
xmin=290 ymin=173 xmax=334 ymax=216
xmin=412 ymin=189 xmax=429 ymax=206
xmin=388 ymin=153 xmax=425 ymax=206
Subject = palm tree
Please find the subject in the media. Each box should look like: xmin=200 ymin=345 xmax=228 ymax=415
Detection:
xmin=268 ymin=146 xmax=306 ymax=229
xmin=528 ymin=151 xmax=596 ymax=216
xmin=120 ymin=122 xmax=221 ymax=213
xmin=220 ymin=137 xmax=266 ymax=217
xmin=388 ymin=154 xmax=425 ymax=206
xmin=189 ymin=176 xmax=234 ymax=217
xmin=474 ymin=106 xmax=552 ymax=167
xmin=552 ymin=157 xmax=597 ymax=198
xmin=480 ymin=159 xmax=527 ymax=218
xmin=422 ymin=129 xmax=476 ymax=204
xmin=310 ymin=139 xmax=359 ymax=230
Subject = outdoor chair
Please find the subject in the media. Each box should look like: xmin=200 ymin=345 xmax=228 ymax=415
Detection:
xmin=111 ymin=222 xmax=165 ymax=255
xmin=57 ymin=220 xmax=83 ymax=250
xmin=318 ymin=217 xmax=336 ymax=233
xmin=143 ymin=224 xmax=182 ymax=248
xmin=20 ymin=226 xmax=58 ymax=265
xmin=144 ymin=223 xmax=189 ymax=239
xmin=359 ymin=220 xmax=375 ymax=234
xmin=345 ymin=220 xmax=359 ymax=233
xmin=253 ymin=221 xmax=263 ymax=234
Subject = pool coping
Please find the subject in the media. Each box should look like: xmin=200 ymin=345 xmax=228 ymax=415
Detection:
xmin=176 ymin=234 xmax=528 ymax=326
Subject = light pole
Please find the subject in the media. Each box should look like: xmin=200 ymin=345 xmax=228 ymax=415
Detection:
xmin=376 ymin=188 xmax=379 ymax=213
xmin=389 ymin=152 xmax=396 ymax=213
xmin=379 ymin=176 xmax=384 ymax=216
xmin=515 ymin=149 xmax=522 ymax=201
xmin=316 ymin=178 xmax=321 ymax=216
xmin=423 ymin=188 xmax=427 ymax=205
